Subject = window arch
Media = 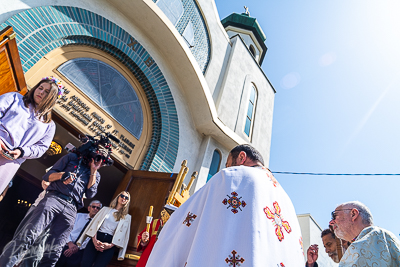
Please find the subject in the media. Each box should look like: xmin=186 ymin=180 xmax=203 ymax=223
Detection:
xmin=244 ymin=84 xmax=257 ymax=137
xmin=207 ymin=149 xmax=221 ymax=182
xmin=58 ymin=58 xmax=144 ymax=139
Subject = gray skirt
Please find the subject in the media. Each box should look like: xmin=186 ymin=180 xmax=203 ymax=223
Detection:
xmin=0 ymin=155 xmax=21 ymax=194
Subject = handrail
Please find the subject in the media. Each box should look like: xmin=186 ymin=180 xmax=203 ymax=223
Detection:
xmin=0 ymin=32 xmax=16 ymax=47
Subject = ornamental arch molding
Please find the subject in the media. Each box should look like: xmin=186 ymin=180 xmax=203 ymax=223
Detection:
xmin=0 ymin=6 xmax=179 ymax=172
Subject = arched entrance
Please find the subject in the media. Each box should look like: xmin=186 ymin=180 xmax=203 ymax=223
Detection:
xmin=26 ymin=45 xmax=153 ymax=170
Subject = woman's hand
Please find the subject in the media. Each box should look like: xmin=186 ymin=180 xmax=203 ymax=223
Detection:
xmin=0 ymin=139 xmax=8 ymax=152
xmin=92 ymin=236 xmax=105 ymax=252
xmin=102 ymin=242 xmax=115 ymax=250
xmin=8 ymin=149 xmax=21 ymax=159
xmin=0 ymin=140 xmax=13 ymax=160
xmin=95 ymin=242 xmax=105 ymax=252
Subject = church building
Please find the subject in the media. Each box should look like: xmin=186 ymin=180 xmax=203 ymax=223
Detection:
xmin=0 ymin=0 xmax=275 ymax=264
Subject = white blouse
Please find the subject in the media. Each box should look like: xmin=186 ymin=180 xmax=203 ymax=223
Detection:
xmin=98 ymin=209 xmax=119 ymax=235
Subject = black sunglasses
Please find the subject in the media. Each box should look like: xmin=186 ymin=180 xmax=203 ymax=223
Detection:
xmin=331 ymin=209 xmax=352 ymax=220
xmin=91 ymin=205 xmax=101 ymax=210
xmin=119 ymin=194 xmax=129 ymax=200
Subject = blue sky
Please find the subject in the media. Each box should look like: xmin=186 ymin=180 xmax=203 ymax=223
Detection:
xmin=215 ymin=0 xmax=400 ymax=236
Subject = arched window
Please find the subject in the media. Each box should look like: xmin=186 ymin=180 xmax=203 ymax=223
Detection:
xmin=244 ymin=85 xmax=257 ymax=137
xmin=58 ymin=58 xmax=144 ymax=139
xmin=207 ymin=149 xmax=221 ymax=182
xmin=249 ymin=45 xmax=256 ymax=57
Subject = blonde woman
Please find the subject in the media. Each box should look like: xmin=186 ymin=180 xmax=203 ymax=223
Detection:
xmin=78 ymin=191 xmax=131 ymax=267
xmin=0 ymin=77 xmax=63 ymax=194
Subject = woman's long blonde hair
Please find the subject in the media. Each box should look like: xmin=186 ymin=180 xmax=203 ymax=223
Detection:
xmin=109 ymin=191 xmax=130 ymax=221
xmin=23 ymin=79 xmax=59 ymax=123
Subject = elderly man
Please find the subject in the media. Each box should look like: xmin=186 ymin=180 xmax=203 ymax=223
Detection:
xmin=329 ymin=201 xmax=400 ymax=266
xmin=146 ymin=144 xmax=304 ymax=266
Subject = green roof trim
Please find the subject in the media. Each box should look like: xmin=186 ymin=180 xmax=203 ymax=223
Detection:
xmin=221 ymin=13 xmax=266 ymax=42
xmin=221 ymin=12 xmax=268 ymax=65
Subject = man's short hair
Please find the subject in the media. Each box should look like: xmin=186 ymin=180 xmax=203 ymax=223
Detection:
xmin=229 ymin=144 xmax=264 ymax=166
xmin=89 ymin=200 xmax=102 ymax=208
xmin=342 ymin=201 xmax=373 ymax=225
xmin=321 ymin=228 xmax=335 ymax=239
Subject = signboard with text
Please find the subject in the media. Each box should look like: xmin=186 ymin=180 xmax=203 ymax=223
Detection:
xmin=54 ymin=86 xmax=140 ymax=168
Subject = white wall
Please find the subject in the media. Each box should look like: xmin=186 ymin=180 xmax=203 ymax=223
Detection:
xmin=190 ymin=136 xmax=230 ymax=192
xmin=226 ymin=28 xmax=262 ymax=62
xmin=215 ymin=35 xmax=275 ymax=166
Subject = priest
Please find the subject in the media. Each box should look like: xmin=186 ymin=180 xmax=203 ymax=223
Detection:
xmin=146 ymin=144 xmax=305 ymax=266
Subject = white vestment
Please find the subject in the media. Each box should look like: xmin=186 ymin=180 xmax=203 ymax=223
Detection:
xmin=146 ymin=166 xmax=305 ymax=267
xmin=339 ymin=226 xmax=400 ymax=267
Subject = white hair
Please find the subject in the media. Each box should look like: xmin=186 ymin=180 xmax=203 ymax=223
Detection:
xmin=89 ymin=200 xmax=102 ymax=208
xmin=341 ymin=201 xmax=373 ymax=226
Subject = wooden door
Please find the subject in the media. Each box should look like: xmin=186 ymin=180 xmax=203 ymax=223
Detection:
xmin=109 ymin=170 xmax=178 ymax=266
xmin=0 ymin=26 xmax=27 ymax=95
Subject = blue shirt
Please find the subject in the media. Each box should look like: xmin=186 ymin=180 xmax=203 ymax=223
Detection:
xmin=67 ymin=213 xmax=91 ymax=249
xmin=0 ymin=92 xmax=55 ymax=164
xmin=43 ymin=153 xmax=100 ymax=209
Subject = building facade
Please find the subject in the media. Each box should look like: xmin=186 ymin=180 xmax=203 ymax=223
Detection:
xmin=0 ymin=0 xmax=275 ymax=195
xmin=0 ymin=0 xmax=275 ymax=259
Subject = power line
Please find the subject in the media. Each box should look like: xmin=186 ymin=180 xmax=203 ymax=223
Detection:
xmin=271 ymin=171 xmax=400 ymax=176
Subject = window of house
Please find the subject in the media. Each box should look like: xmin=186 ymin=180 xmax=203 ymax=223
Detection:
xmin=207 ymin=149 xmax=221 ymax=182
xmin=244 ymin=85 xmax=257 ymax=137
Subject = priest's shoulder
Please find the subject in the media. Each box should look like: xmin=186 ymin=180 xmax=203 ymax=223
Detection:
xmin=221 ymin=165 xmax=263 ymax=176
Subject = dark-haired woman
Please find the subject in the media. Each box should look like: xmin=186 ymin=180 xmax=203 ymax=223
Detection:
xmin=78 ymin=191 xmax=131 ymax=267
xmin=0 ymin=77 xmax=63 ymax=194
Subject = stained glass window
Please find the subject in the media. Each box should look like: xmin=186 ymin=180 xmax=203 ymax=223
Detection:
xmin=58 ymin=58 xmax=143 ymax=139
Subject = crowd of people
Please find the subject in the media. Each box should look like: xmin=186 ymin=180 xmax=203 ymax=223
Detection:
xmin=0 ymin=77 xmax=399 ymax=266
xmin=0 ymin=78 xmax=132 ymax=267
xmin=306 ymin=201 xmax=400 ymax=266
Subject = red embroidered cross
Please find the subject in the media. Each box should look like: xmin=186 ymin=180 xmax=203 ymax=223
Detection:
xmin=264 ymin=201 xmax=291 ymax=241
xmin=222 ymin=192 xmax=246 ymax=214
xmin=225 ymin=250 xmax=245 ymax=266
xmin=183 ymin=212 xmax=197 ymax=227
